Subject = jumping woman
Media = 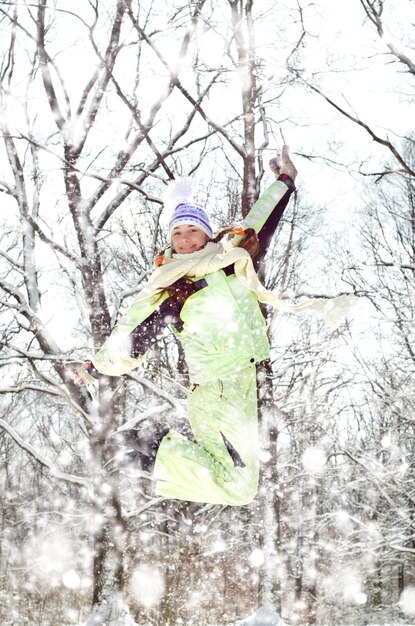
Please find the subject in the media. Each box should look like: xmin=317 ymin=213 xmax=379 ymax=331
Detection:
xmin=74 ymin=147 xmax=298 ymax=506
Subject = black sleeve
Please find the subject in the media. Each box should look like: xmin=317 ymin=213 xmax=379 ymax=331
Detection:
xmin=254 ymin=174 xmax=295 ymax=271
xmin=129 ymin=297 xmax=182 ymax=357
xmin=84 ymin=297 xmax=183 ymax=380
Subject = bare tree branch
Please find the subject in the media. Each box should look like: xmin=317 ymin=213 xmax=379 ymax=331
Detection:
xmin=376 ymin=260 xmax=415 ymax=272
xmin=37 ymin=0 xmax=67 ymax=131
xmin=0 ymin=383 xmax=62 ymax=397
xmin=71 ymin=0 xmax=126 ymax=157
xmin=228 ymin=0 xmax=260 ymax=213
xmin=125 ymin=0 xmax=245 ymax=159
xmin=359 ymin=0 xmax=415 ymax=75
xmin=0 ymin=419 xmax=89 ymax=488
xmin=291 ymin=69 xmax=415 ymax=178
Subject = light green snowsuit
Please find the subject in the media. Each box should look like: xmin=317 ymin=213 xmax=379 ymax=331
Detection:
xmin=154 ymin=269 xmax=270 ymax=506
xmin=92 ymin=180 xmax=291 ymax=506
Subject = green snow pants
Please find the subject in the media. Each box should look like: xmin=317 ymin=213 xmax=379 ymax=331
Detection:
xmin=153 ymin=365 xmax=259 ymax=506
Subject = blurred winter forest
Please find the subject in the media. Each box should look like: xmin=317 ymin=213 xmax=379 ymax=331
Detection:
xmin=0 ymin=1 xmax=414 ymax=625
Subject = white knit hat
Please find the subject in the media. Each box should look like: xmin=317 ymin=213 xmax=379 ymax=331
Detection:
xmin=164 ymin=177 xmax=213 ymax=239
xmin=169 ymin=202 xmax=213 ymax=238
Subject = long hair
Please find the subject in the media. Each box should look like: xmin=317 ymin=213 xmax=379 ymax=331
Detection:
xmin=159 ymin=227 xmax=259 ymax=307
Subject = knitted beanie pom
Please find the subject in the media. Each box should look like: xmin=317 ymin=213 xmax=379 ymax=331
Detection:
xmin=164 ymin=177 xmax=195 ymax=214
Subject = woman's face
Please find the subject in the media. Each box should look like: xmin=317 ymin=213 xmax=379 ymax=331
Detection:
xmin=171 ymin=224 xmax=208 ymax=254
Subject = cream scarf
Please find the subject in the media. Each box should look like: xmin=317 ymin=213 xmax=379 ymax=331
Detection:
xmin=140 ymin=241 xmax=358 ymax=330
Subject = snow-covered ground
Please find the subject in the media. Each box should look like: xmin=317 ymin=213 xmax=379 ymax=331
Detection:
xmin=3 ymin=604 xmax=415 ymax=626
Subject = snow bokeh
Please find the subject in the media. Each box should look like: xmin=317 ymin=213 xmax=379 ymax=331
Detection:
xmin=249 ymin=548 xmax=265 ymax=568
xmin=301 ymin=445 xmax=327 ymax=475
xmin=62 ymin=569 xmax=82 ymax=590
xmin=128 ymin=564 xmax=165 ymax=610
xmin=399 ymin=587 xmax=415 ymax=617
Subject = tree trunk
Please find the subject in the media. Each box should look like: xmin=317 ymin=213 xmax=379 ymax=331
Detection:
xmin=257 ymin=358 xmax=281 ymax=613
xmin=85 ymin=382 xmax=133 ymax=625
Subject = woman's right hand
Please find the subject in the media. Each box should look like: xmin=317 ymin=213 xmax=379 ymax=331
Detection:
xmin=70 ymin=367 xmax=86 ymax=385
xmin=68 ymin=362 xmax=94 ymax=385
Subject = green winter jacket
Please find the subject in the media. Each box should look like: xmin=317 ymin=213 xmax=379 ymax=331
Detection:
xmin=173 ymin=269 xmax=269 ymax=383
